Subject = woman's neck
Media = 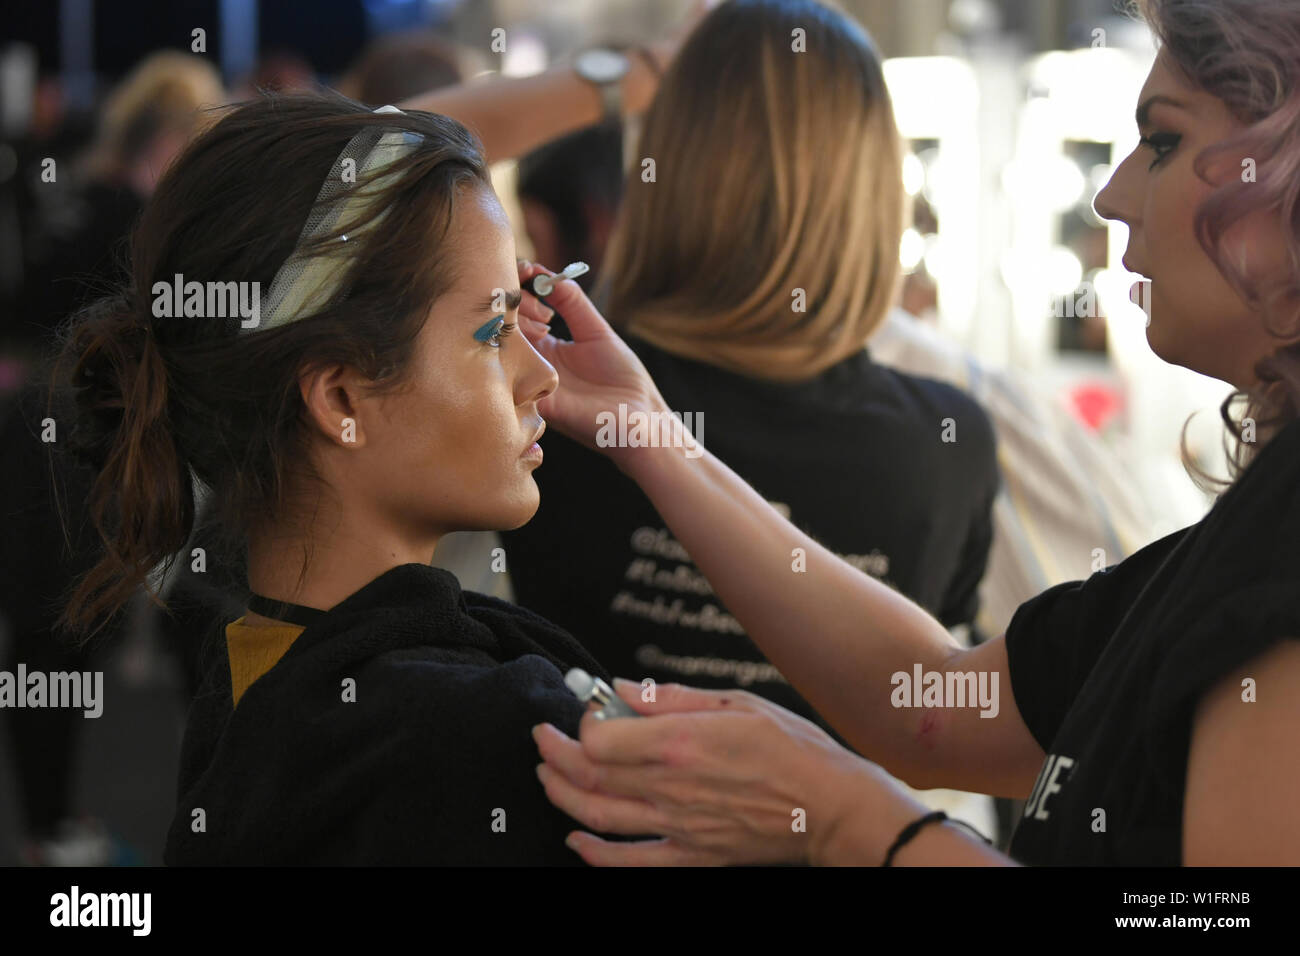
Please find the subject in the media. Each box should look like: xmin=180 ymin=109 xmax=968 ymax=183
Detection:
xmin=245 ymin=506 xmax=440 ymax=615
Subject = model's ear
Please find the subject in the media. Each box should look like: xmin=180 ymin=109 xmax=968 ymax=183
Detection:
xmin=299 ymin=363 xmax=368 ymax=448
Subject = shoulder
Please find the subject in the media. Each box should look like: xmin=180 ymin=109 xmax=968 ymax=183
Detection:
xmin=870 ymin=368 xmax=999 ymax=496
xmin=1015 ymin=525 xmax=1190 ymax=618
xmin=463 ymin=589 xmax=578 ymax=644
xmin=331 ymin=652 xmax=589 ymax=865
xmin=1145 ymin=421 xmax=1300 ymax=693
xmin=1223 ymin=418 xmax=1300 ymax=538
xmin=280 ymin=639 xmax=587 ymax=804
xmin=371 ymin=647 xmax=583 ymax=729
xmin=887 ymin=367 xmax=993 ymax=435
xmin=1184 ymin=637 xmax=1300 ymax=863
xmin=462 ymin=591 xmax=614 ymax=683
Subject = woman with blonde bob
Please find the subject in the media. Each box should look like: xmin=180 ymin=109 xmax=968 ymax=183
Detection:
xmin=504 ymin=0 xmax=1001 ymax=795
xmin=600 ymin=0 xmax=904 ymax=378
xmin=520 ymin=0 xmax=1300 ymax=866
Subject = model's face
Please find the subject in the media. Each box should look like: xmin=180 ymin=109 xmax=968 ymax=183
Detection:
xmin=1094 ymin=50 xmax=1292 ymax=387
xmin=348 ymin=186 xmax=557 ymax=537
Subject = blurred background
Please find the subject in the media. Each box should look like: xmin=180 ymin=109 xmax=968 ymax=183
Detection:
xmin=0 ymin=0 xmax=1232 ymax=864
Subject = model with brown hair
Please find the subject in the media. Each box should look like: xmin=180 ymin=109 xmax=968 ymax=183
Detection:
xmin=48 ymin=92 xmax=619 ymax=864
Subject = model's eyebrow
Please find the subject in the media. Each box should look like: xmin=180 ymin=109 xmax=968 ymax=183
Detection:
xmin=476 ymin=288 xmax=522 ymax=314
xmin=1136 ymin=94 xmax=1190 ymax=128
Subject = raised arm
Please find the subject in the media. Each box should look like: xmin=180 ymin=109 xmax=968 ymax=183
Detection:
xmin=517 ymin=265 xmax=1046 ymax=798
xmin=397 ymin=3 xmax=718 ymax=163
xmin=626 ymin=424 xmax=1044 ymax=796
xmin=399 ymin=54 xmax=661 ymax=165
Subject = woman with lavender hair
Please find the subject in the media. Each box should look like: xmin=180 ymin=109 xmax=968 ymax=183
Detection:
xmin=523 ymin=0 xmax=1300 ymax=865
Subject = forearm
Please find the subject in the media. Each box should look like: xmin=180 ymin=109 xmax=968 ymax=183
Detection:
xmin=816 ymin=780 xmax=1008 ymax=868
xmin=620 ymin=439 xmax=965 ymax=775
xmin=399 ymin=56 xmax=658 ymax=165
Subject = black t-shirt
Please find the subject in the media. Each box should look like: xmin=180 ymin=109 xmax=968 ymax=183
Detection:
xmin=1006 ymin=416 xmax=1300 ymax=865
xmin=504 ymin=334 xmax=999 ymax=747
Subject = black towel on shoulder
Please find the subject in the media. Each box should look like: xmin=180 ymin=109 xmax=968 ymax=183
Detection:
xmin=164 ymin=563 xmax=615 ymax=865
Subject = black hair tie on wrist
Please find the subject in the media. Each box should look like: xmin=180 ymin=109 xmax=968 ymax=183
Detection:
xmin=882 ymin=810 xmax=993 ymax=866
xmin=246 ymin=592 xmax=331 ymax=629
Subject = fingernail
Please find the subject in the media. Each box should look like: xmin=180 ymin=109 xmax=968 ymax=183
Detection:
xmin=612 ymin=677 xmax=635 ymax=690
xmin=565 ymin=833 xmax=580 ymax=851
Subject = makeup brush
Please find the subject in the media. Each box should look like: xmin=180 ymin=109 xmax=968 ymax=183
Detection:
xmin=525 ymin=261 xmax=589 ymax=298
xmin=523 ymin=262 xmax=589 ymax=341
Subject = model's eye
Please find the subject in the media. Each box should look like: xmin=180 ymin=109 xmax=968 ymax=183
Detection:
xmin=489 ymin=322 xmax=517 ymax=348
xmin=1138 ymin=132 xmax=1181 ymax=170
xmin=473 ymin=316 xmax=517 ymax=349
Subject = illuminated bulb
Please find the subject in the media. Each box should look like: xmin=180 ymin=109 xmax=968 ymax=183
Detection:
xmin=900 ymin=228 xmax=925 ymax=270
xmin=902 ymin=153 xmax=925 ymax=197
xmin=1047 ymin=247 xmax=1084 ymax=296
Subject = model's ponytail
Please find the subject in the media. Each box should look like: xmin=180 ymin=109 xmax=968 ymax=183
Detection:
xmin=51 ymin=294 xmax=194 ymax=637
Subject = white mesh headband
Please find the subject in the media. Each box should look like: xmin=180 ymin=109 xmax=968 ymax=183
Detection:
xmin=248 ymin=104 xmax=422 ymax=333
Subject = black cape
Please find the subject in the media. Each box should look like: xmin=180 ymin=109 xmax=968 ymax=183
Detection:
xmin=164 ymin=563 xmax=614 ymax=865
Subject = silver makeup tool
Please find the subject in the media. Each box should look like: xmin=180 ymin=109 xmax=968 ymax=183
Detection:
xmin=564 ymin=668 xmax=641 ymax=720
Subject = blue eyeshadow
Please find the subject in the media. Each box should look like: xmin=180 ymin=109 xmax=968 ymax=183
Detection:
xmin=473 ymin=316 xmax=505 ymax=342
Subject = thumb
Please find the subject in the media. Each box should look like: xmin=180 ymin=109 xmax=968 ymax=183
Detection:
xmin=611 ymin=677 xmax=759 ymax=715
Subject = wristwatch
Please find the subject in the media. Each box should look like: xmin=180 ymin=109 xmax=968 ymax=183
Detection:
xmin=574 ymin=48 xmax=631 ymax=120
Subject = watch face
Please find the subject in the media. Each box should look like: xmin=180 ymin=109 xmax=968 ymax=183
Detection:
xmin=578 ymin=49 xmax=629 ymax=84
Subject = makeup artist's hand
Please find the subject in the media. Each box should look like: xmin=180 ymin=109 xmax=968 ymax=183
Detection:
xmin=517 ymin=261 xmax=678 ymax=470
xmin=531 ymin=678 xmax=890 ymax=866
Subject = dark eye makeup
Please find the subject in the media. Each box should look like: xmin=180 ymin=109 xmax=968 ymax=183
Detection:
xmin=1138 ymin=131 xmax=1181 ymax=170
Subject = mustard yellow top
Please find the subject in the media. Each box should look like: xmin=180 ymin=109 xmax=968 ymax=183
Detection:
xmin=226 ymin=616 xmax=305 ymax=708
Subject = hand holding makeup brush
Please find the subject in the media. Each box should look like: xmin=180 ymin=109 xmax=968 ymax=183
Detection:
xmin=517 ymin=260 xmax=677 ymax=472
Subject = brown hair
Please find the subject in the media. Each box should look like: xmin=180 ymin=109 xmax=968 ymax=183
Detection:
xmin=48 ymin=90 xmax=490 ymax=637
xmin=596 ymin=0 xmax=903 ymax=382
xmin=338 ymin=32 xmax=472 ymax=106
xmin=1137 ymin=0 xmax=1300 ymax=482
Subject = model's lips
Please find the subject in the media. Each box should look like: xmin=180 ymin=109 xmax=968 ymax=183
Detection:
xmin=522 ymin=421 xmax=545 ymax=456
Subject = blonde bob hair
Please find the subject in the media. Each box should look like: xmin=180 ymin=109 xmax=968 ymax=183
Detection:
xmin=597 ymin=0 xmax=903 ymax=382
